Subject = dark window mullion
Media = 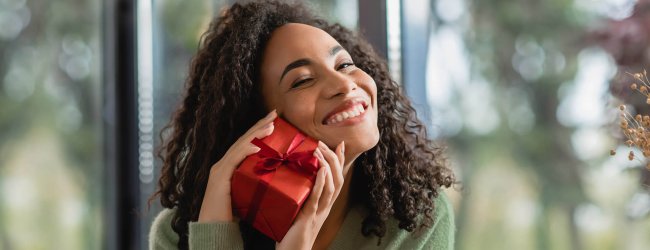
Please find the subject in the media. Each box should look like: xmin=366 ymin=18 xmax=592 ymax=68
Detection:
xmin=103 ymin=0 xmax=140 ymax=249
xmin=358 ymin=0 xmax=388 ymax=59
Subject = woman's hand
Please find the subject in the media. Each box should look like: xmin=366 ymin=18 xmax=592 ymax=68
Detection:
xmin=276 ymin=140 xmax=345 ymax=250
xmin=197 ymin=110 xmax=277 ymax=223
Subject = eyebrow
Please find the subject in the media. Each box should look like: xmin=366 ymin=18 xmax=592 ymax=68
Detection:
xmin=278 ymin=45 xmax=345 ymax=84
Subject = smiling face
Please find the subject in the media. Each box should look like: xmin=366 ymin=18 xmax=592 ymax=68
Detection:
xmin=260 ymin=23 xmax=380 ymax=159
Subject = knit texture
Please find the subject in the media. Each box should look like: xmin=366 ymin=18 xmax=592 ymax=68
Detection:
xmin=149 ymin=192 xmax=455 ymax=250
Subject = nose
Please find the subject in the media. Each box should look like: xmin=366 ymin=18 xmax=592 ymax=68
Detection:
xmin=322 ymin=71 xmax=357 ymax=99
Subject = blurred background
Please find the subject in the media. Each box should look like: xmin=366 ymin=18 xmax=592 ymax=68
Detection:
xmin=1 ymin=0 xmax=649 ymax=249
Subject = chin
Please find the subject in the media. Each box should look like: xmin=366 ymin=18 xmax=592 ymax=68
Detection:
xmin=326 ymin=129 xmax=379 ymax=158
xmin=361 ymin=130 xmax=381 ymax=152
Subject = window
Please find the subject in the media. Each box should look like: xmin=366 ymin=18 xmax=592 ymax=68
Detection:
xmin=401 ymin=0 xmax=650 ymax=249
xmin=0 ymin=0 xmax=103 ymax=249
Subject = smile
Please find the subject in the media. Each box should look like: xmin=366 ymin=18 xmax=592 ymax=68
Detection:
xmin=323 ymin=102 xmax=369 ymax=126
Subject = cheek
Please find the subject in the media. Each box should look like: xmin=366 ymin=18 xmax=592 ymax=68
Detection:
xmin=280 ymin=95 xmax=319 ymax=131
xmin=354 ymin=70 xmax=377 ymax=94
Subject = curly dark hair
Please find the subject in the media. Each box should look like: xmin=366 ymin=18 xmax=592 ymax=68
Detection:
xmin=152 ymin=1 xmax=455 ymax=249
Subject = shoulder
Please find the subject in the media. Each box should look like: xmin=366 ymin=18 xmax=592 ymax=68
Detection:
xmin=386 ymin=191 xmax=454 ymax=232
xmin=384 ymin=191 xmax=455 ymax=249
xmin=149 ymin=208 xmax=179 ymax=250
xmin=426 ymin=191 xmax=456 ymax=249
xmin=433 ymin=191 xmax=454 ymax=226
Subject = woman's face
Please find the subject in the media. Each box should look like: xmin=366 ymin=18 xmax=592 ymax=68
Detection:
xmin=260 ymin=23 xmax=380 ymax=159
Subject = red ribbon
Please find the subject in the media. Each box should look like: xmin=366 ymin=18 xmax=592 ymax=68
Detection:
xmin=245 ymin=134 xmax=319 ymax=225
xmin=250 ymin=134 xmax=319 ymax=177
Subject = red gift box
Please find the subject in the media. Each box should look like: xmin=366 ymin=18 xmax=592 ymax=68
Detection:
xmin=231 ymin=117 xmax=320 ymax=242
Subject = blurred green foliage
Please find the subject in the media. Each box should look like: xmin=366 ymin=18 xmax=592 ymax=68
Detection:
xmin=0 ymin=0 xmax=102 ymax=249
xmin=444 ymin=0 xmax=650 ymax=249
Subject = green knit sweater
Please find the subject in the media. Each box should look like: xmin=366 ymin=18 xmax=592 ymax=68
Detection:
xmin=149 ymin=192 xmax=455 ymax=250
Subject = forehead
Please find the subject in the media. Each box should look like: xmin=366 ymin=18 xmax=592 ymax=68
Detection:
xmin=262 ymin=23 xmax=341 ymax=67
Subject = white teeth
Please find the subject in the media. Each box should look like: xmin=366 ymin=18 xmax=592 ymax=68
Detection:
xmin=325 ymin=104 xmax=367 ymax=125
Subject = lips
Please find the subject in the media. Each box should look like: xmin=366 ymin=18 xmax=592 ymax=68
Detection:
xmin=322 ymin=98 xmax=369 ymax=125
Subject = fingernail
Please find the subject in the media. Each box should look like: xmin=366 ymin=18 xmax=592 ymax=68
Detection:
xmin=266 ymin=109 xmax=276 ymax=118
xmin=342 ymin=141 xmax=345 ymax=153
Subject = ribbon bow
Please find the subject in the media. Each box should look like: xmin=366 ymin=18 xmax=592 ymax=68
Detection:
xmin=251 ymin=134 xmax=319 ymax=177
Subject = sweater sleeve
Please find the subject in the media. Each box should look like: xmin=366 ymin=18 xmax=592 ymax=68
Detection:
xmin=188 ymin=220 xmax=244 ymax=250
xmin=148 ymin=208 xmax=245 ymax=250
xmin=149 ymin=209 xmax=179 ymax=250
xmin=425 ymin=192 xmax=456 ymax=250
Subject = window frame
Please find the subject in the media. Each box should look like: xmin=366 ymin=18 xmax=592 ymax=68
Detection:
xmin=103 ymin=0 xmax=141 ymax=249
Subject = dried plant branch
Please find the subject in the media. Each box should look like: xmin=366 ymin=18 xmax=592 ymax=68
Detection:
xmin=613 ymin=70 xmax=650 ymax=170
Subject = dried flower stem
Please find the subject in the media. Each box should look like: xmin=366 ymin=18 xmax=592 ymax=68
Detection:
xmin=613 ymin=70 xmax=650 ymax=170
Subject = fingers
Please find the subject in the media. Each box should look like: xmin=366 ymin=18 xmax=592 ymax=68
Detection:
xmin=318 ymin=141 xmax=344 ymax=195
xmin=338 ymin=142 xmax=350 ymax=177
xmin=217 ymin=110 xmax=277 ymax=169
xmin=304 ymin=166 xmax=327 ymax=215
xmin=253 ymin=109 xmax=278 ymax=129
xmin=335 ymin=141 xmax=345 ymax=166
xmin=314 ymin=148 xmax=335 ymax=210
xmin=334 ymin=141 xmax=345 ymax=179
xmin=237 ymin=122 xmax=275 ymax=158
xmin=240 ymin=116 xmax=276 ymax=157
xmin=219 ymin=139 xmax=263 ymax=170
xmin=251 ymin=122 xmax=275 ymax=139
xmin=242 ymin=109 xmax=277 ymax=138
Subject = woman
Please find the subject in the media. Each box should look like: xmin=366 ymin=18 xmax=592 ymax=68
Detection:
xmin=149 ymin=1 xmax=456 ymax=249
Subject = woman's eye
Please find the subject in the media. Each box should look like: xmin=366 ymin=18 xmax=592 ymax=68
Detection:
xmin=291 ymin=78 xmax=313 ymax=88
xmin=337 ymin=62 xmax=355 ymax=71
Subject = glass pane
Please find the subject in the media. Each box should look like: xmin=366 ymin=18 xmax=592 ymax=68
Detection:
xmin=407 ymin=0 xmax=650 ymax=249
xmin=307 ymin=0 xmax=358 ymax=29
xmin=142 ymin=1 xmax=229 ymax=248
xmin=0 ymin=0 xmax=103 ymax=249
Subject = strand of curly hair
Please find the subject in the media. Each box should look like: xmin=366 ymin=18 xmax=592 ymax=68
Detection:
xmin=152 ymin=1 xmax=455 ymax=249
